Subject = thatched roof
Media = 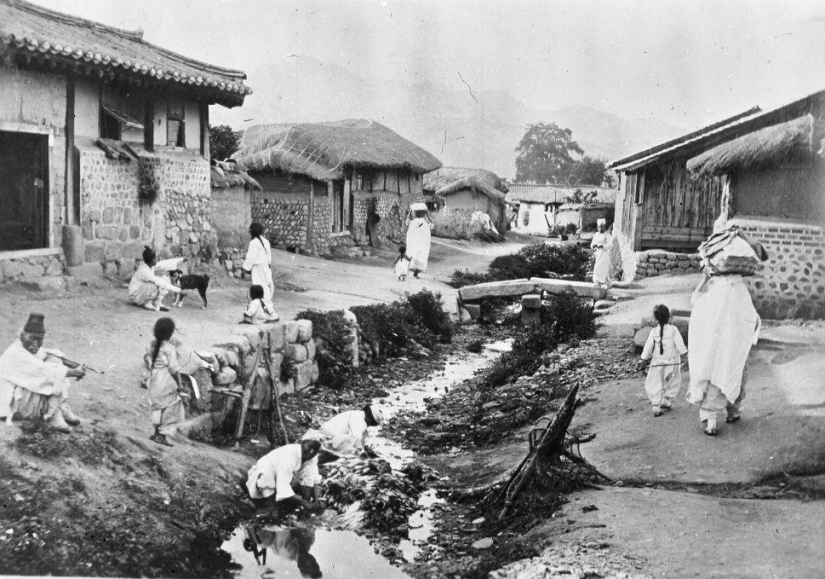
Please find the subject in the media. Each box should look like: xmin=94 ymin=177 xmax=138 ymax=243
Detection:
xmin=611 ymin=89 xmax=825 ymax=173
xmin=0 ymin=0 xmax=250 ymax=107
xmin=232 ymin=119 xmax=442 ymax=181
xmin=505 ymin=183 xmax=616 ymax=205
xmin=210 ymin=160 xmax=261 ymax=190
xmin=423 ymin=166 xmax=508 ymax=194
xmin=687 ymin=114 xmax=821 ymax=178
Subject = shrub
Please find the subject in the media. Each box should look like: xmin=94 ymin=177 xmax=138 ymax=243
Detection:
xmin=295 ymin=309 xmax=356 ymax=388
xmin=473 ymin=229 xmax=505 ymax=243
xmin=541 ymin=291 xmax=598 ymax=343
xmin=404 ymin=288 xmax=453 ymax=342
xmin=517 ymin=242 xmax=591 ymax=280
xmin=448 ymin=270 xmax=491 ymax=289
xmin=565 ymin=222 xmax=578 ymax=235
xmin=488 ymin=253 xmax=531 ymax=280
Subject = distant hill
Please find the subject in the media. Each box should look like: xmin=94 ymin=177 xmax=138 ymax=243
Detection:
xmin=212 ymin=54 xmax=684 ymax=179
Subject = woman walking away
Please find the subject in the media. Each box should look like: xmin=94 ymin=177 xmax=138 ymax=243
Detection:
xmin=641 ymin=304 xmax=687 ymax=416
xmin=405 ymin=203 xmax=433 ymax=278
xmin=144 ymin=317 xmax=187 ymax=446
xmin=128 ymin=246 xmax=184 ymax=312
xmin=243 ymin=222 xmax=274 ymax=301
xmin=590 ymin=219 xmax=612 ymax=288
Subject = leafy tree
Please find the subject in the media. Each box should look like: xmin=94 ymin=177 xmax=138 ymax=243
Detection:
xmin=209 ymin=125 xmax=241 ymax=161
xmin=514 ymin=123 xmax=584 ymax=184
xmin=569 ymin=155 xmax=616 ymax=187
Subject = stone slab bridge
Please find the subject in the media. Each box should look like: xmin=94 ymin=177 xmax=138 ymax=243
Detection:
xmin=457 ymin=278 xmax=607 ymax=324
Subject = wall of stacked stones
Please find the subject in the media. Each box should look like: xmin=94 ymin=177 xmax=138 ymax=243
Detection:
xmin=0 ymin=251 xmax=65 ymax=283
xmin=79 ymin=146 xmax=214 ymax=275
xmin=251 ymin=191 xmax=309 ymax=251
xmin=634 ymin=250 xmax=702 ymax=279
xmin=738 ymin=221 xmax=825 ymax=319
xmin=351 ymin=191 xmax=422 ymax=247
xmin=211 ymin=187 xmax=253 ymax=249
xmin=310 ymin=198 xmax=331 ymax=255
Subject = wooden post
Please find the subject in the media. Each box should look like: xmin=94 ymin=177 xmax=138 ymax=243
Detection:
xmin=143 ymin=92 xmax=155 ymax=153
xmin=632 ymin=172 xmax=645 ymax=251
xmin=200 ymin=102 xmax=210 ymax=160
xmin=64 ymin=79 xmax=76 ymax=225
xmin=234 ymin=344 xmax=264 ymax=448
xmin=307 ymin=180 xmax=315 ymax=253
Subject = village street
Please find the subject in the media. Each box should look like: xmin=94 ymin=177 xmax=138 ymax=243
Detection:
xmin=0 ymin=239 xmax=823 ymax=578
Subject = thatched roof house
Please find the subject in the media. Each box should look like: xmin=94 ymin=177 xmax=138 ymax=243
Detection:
xmin=231 ymin=119 xmax=442 ymax=255
xmin=232 ymin=119 xmax=442 ymax=180
xmin=506 ymin=184 xmax=616 ymax=236
xmin=423 ymin=167 xmax=508 ymax=232
xmin=0 ymin=0 xmax=249 ymax=278
xmin=685 ymin=89 xmax=825 ymax=319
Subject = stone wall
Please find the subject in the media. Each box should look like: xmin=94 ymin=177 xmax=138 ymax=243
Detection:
xmin=0 ymin=249 xmax=65 ymax=283
xmin=736 ymin=220 xmax=825 ymax=319
xmin=79 ymin=144 xmax=214 ymax=275
xmin=251 ymin=191 xmax=310 ymax=252
xmin=351 ymin=191 xmax=421 ymax=247
xmin=634 ymin=250 xmax=702 ymax=279
xmin=212 ymin=187 xmax=253 ymax=249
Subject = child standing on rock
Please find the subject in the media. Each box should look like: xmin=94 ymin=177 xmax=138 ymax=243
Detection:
xmin=641 ymin=304 xmax=687 ymax=416
xmin=144 ymin=317 xmax=188 ymax=446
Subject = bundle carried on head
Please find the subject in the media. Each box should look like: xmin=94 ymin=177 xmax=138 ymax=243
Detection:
xmin=698 ymin=225 xmax=769 ymax=276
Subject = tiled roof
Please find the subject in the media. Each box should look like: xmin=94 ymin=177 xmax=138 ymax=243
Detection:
xmin=0 ymin=0 xmax=250 ymax=107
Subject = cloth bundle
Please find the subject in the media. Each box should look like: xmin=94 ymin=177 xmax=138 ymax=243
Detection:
xmin=698 ymin=225 xmax=768 ymax=276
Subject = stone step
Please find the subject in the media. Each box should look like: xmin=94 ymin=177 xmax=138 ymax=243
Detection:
xmin=458 ymin=277 xmax=605 ymax=302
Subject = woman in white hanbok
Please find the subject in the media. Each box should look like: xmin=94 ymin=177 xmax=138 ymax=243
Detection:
xmin=243 ymin=222 xmax=274 ymax=301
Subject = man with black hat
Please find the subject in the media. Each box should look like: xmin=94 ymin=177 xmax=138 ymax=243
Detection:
xmin=0 ymin=313 xmax=87 ymax=433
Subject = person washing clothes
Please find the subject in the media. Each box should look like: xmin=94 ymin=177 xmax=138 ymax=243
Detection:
xmin=590 ymin=218 xmax=612 ymax=288
xmin=240 ymin=440 xmax=323 ymax=513
xmin=641 ymin=304 xmax=687 ymax=416
xmin=302 ymin=404 xmax=385 ymax=460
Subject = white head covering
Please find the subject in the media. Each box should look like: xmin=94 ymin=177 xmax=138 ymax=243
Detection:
xmin=410 ymin=202 xmax=428 ymax=212
xmin=597 ymin=218 xmax=607 ymax=227
xmin=369 ymin=405 xmax=384 ymax=426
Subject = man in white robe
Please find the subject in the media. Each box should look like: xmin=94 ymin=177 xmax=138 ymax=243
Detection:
xmin=241 ymin=440 xmax=322 ymax=511
xmin=302 ymin=404 xmax=384 ymax=459
xmin=405 ymin=203 xmax=433 ymax=278
xmin=687 ymin=273 xmax=760 ymax=436
xmin=243 ymin=222 xmax=274 ymax=301
xmin=0 ymin=314 xmax=87 ymax=432
xmin=128 ymin=247 xmax=184 ymax=312
xmin=591 ymin=218 xmax=611 ymax=287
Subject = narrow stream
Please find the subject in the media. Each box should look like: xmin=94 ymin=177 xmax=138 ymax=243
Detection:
xmin=221 ymin=340 xmax=509 ymax=578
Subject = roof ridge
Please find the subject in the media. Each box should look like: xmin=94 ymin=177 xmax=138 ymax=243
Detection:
xmin=4 ymin=0 xmax=247 ymax=79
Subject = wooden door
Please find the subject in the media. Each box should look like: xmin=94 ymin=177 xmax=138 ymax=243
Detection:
xmin=0 ymin=131 xmax=49 ymax=251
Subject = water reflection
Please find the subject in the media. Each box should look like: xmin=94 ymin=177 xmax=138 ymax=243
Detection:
xmin=223 ymin=524 xmax=411 ymax=579
xmin=242 ymin=525 xmax=321 ymax=578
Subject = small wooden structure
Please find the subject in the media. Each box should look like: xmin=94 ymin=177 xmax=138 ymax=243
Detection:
xmin=423 ymin=166 xmax=509 ymax=233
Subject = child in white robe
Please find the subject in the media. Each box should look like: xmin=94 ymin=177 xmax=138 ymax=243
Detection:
xmin=243 ymin=284 xmax=279 ymax=324
xmin=641 ymin=304 xmax=687 ymax=416
xmin=144 ymin=317 xmax=187 ymax=446
xmin=392 ymin=245 xmax=410 ymax=281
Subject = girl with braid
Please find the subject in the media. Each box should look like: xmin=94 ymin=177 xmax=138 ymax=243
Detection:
xmin=641 ymin=304 xmax=687 ymax=417
xmin=143 ymin=317 xmax=187 ymax=446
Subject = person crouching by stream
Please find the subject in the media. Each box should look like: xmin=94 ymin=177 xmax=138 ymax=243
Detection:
xmin=303 ymin=405 xmax=385 ymax=462
xmin=239 ymin=440 xmax=323 ymax=514
xmin=144 ymin=317 xmax=189 ymax=447
xmin=128 ymin=246 xmax=185 ymax=312
xmin=640 ymin=304 xmax=687 ymax=417
xmin=0 ymin=313 xmax=86 ymax=432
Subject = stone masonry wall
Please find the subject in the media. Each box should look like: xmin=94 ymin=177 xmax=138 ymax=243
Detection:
xmin=351 ymin=191 xmax=422 ymax=247
xmin=634 ymin=250 xmax=702 ymax=279
xmin=310 ymin=198 xmax=331 ymax=255
xmin=0 ymin=252 xmax=65 ymax=283
xmin=79 ymin=145 xmax=214 ymax=275
xmin=251 ymin=191 xmax=309 ymax=252
xmin=736 ymin=220 xmax=825 ymax=319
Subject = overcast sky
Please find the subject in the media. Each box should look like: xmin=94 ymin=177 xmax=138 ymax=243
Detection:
xmin=30 ymin=0 xmax=825 ymax=129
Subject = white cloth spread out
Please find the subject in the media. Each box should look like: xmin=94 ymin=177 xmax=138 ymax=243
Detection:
xmin=243 ymin=236 xmax=274 ymax=301
xmin=246 ymin=444 xmax=321 ymax=500
xmin=590 ymin=231 xmax=611 ymax=285
xmin=405 ymin=217 xmax=432 ymax=272
xmin=688 ymin=275 xmax=760 ymax=405
xmin=0 ymin=341 xmax=69 ymax=418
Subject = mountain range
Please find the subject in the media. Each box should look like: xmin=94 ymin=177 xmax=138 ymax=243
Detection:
xmin=211 ymin=55 xmax=684 ymax=179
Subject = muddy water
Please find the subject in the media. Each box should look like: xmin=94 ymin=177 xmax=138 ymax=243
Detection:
xmin=222 ymin=341 xmax=508 ymax=577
